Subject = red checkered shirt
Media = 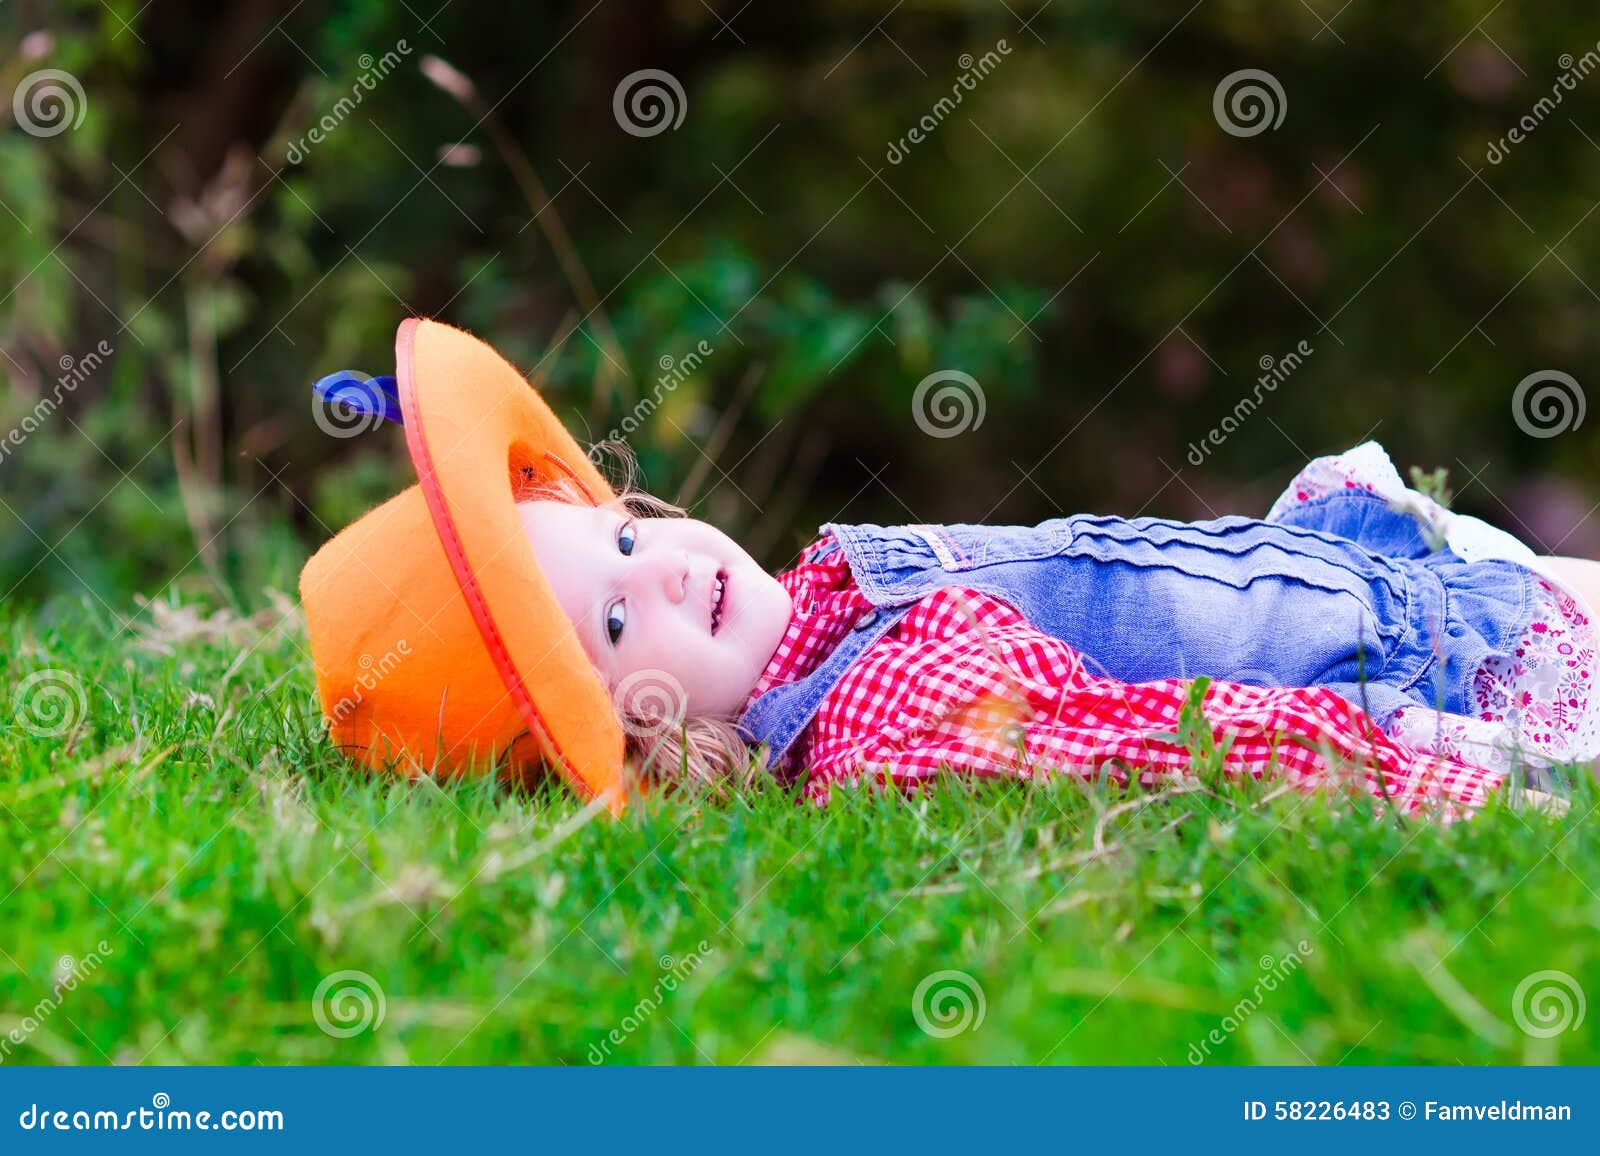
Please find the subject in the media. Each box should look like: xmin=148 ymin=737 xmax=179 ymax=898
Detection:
xmin=743 ymin=534 xmax=1510 ymax=821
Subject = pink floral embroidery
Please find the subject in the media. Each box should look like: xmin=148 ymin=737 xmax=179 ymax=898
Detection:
xmin=1388 ymin=577 xmax=1595 ymax=774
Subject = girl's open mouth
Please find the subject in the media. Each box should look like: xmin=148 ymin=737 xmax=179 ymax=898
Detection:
xmin=711 ymin=567 xmax=729 ymax=635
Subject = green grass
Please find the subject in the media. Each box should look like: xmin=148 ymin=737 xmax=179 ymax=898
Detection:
xmin=2 ymin=583 xmax=1597 ymax=1066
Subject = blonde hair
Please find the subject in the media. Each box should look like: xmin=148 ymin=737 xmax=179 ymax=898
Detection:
xmin=518 ymin=440 xmax=762 ymax=796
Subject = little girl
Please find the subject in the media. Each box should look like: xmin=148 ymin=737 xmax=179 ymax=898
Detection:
xmin=304 ymin=320 xmax=1593 ymax=821
xmin=519 ymin=438 xmax=1600 ymax=819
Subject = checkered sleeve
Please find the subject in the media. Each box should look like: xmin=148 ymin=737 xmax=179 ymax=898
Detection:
xmin=801 ymin=588 xmax=1509 ymax=823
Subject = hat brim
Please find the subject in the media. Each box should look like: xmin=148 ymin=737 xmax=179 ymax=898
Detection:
xmin=395 ymin=317 xmax=629 ymax=813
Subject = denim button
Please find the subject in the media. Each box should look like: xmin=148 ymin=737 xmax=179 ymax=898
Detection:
xmin=854 ymin=609 xmax=879 ymax=631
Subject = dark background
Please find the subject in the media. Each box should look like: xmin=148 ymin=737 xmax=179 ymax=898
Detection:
xmin=5 ymin=0 xmax=1600 ymax=616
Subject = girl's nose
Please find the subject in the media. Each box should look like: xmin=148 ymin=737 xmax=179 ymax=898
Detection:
xmin=642 ymin=550 xmax=688 ymax=604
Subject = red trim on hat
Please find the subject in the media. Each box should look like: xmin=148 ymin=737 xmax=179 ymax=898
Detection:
xmin=393 ymin=317 xmax=584 ymax=795
xmin=543 ymin=450 xmax=601 ymax=505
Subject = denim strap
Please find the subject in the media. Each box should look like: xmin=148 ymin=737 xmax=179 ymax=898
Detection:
xmin=737 ymin=602 xmax=915 ymax=769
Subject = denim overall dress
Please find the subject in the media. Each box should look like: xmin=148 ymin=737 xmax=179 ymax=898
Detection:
xmin=735 ymin=486 xmax=1535 ymax=770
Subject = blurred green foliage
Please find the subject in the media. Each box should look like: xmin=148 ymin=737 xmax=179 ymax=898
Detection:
xmin=4 ymin=0 xmax=1600 ymax=615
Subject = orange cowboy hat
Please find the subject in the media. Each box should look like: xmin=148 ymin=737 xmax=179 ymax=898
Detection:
xmin=298 ymin=317 xmax=630 ymax=814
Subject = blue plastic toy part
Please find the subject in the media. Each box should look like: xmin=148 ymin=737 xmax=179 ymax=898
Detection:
xmin=311 ymin=371 xmax=402 ymax=426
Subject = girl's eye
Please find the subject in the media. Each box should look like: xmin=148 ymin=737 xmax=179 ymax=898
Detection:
xmin=617 ymin=520 xmax=637 ymax=556
xmin=605 ymin=600 xmax=626 ymax=646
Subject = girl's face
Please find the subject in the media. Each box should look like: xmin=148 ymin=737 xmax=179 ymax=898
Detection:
xmin=519 ymin=500 xmax=793 ymax=720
